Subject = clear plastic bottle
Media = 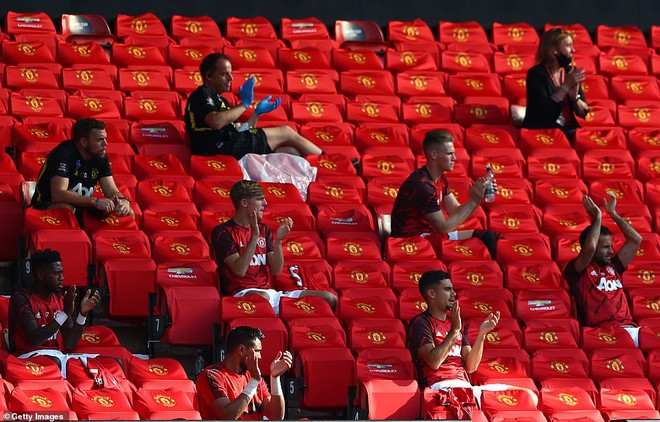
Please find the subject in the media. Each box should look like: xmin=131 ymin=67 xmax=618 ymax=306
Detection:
xmin=484 ymin=164 xmax=496 ymax=203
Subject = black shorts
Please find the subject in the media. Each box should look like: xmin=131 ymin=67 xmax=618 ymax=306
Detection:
xmin=231 ymin=128 xmax=272 ymax=159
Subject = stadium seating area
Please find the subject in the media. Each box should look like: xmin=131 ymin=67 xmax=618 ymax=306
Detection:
xmin=0 ymin=9 xmax=659 ymax=420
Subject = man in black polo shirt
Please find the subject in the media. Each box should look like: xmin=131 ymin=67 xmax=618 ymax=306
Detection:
xmin=31 ymin=118 xmax=134 ymax=219
xmin=185 ymin=53 xmax=323 ymax=158
xmin=390 ymin=130 xmax=500 ymax=258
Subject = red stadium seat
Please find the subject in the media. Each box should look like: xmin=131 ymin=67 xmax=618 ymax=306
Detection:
xmin=281 ymin=17 xmax=331 ymax=42
xmin=170 ymin=15 xmax=225 ymax=46
xmin=334 ymin=20 xmax=387 ymax=52
xmin=333 ymin=260 xmax=390 ymax=291
xmin=102 ymin=258 xmax=157 ymax=317
xmin=531 ymin=348 xmax=590 ymax=381
xmin=226 ymin=16 xmax=277 ymax=41
xmin=582 ymin=149 xmax=635 ymax=182
xmin=589 ymin=348 xmax=647 ymax=382
xmin=515 ymin=289 xmax=572 ymax=322
xmin=492 ymin=22 xmax=539 ymax=47
xmin=279 ymin=295 xmax=335 ymax=322
xmin=71 ymin=387 xmax=139 ymax=420
xmin=596 ymin=25 xmax=648 ymax=49
xmin=487 ymin=203 xmax=542 ymax=234
xmin=618 ymin=103 xmax=660 ymax=127
xmin=447 ymin=73 xmax=502 ymax=100
xmin=332 ymin=49 xmax=383 ymax=71
xmin=132 ymin=387 xmax=201 ymax=420
xmin=347 ymin=318 xmax=406 ymax=352
xmin=438 ymin=21 xmax=489 ymax=45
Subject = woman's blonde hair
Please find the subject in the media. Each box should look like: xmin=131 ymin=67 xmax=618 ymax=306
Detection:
xmin=535 ymin=28 xmax=573 ymax=65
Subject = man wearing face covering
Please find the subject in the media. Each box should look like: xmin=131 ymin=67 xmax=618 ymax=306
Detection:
xmin=522 ymin=28 xmax=589 ymax=142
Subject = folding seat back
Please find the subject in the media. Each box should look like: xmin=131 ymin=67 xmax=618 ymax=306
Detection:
xmin=467 ymin=317 xmax=522 ymax=349
xmin=307 ymin=180 xmax=364 ymax=205
xmin=596 ymin=25 xmax=648 ymax=50
xmin=287 ymin=70 xmax=337 ymax=95
xmin=61 ymin=67 xmax=115 ymax=91
xmin=4 ymin=66 xmax=59 ymax=90
xmin=531 ymin=348 xmax=590 ymax=381
xmin=541 ymin=204 xmax=592 ymax=242
xmin=279 ymin=295 xmax=335 ymax=322
xmin=610 ymin=75 xmax=660 ymax=103
xmin=439 ymin=237 xmax=491 ymax=263
xmin=385 ymin=49 xmax=437 ymax=73
xmin=534 ymin=179 xmax=589 ymax=208
xmin=277 ymin=47 xmax=330 ymax=71
xmin=384 ymin=235 xmax=436 ymax=264
xmin=294 ymin=346 xmax=356 ymax=409
xmin=332 ymin=260 xmax=389 ymax=293
xmin=492 ymin=51 xmax=535 ymax=75
xmin=118 ymin=67 xmax=171 ymax=92
xmin=71 ymin=387 xmax=139 ymax=420
xmin=137 ymin=179 xmax=191 ymax=208
xmin=116 ymin=13 xmax=167 ymax=39
xmin=618 ymin=103 xmax=660 ymax=128
xmin=103 ymin=258 xmax=157 ymax=317
xmin=223 ymin=46 xmax=275 ymax=69
xmin=170 ymin=14 xmax=223 ymax=45
xmin=447 ymin=73 xmax=502 ymax=100
xmin=220 ymin=295 xmax=276 ymax=322
xmin=4 ymin=355 xmax=63 ymax=384
xmin=31 ymin=229 xmax=92 ymax=287
xmin=273 ymin=259 xmax=333 ymax=293
xmin=93 ymin=229 xmax=151 ymax=263
xmin=496 ymin=234 xmax=552 ymax=264
xmin=10 ymin=92 xmax=63 ymax=118
xmin=481 ymin=389 xmax=538 ymax=415
xmin=334 ymin=20 xmax=387 ymax=51
xmin=281 ymin=17 xmax=330 ymax=41
xmin=599 ymin=387 xmax=655 ymax=411
xmin=470 ymin=148 xmax=525 ymax=179
xmin=449 ymin=260 xmax=504 ymax=290
xmin=573 ymin=127 xmax=628 ymax=155
xmin=124 ymin=97 xmax=178 ymax=121
xmin=582 ymin=149 xmax=635 ymax=182
xmin=487 ymin=203 xmax=541 ymax=234
xmin=10 ymin=387 xmax=74 ymax=417
xmin=338 ymin=291 xmax=396 ymax=323
xmin=629 ymin=288 xmax=660 ymax=321
xmin=132 ymin=387 xmax=200 ymax=420
xmin=440 ymin=50 xmax=490 ymax=74
xmin=280 ymin=231 xmax=325 ymax=261
xmin=523 ymin=323 xmax=578 ymax=351
xmin=348 ymin=318 xmax=406 ymax=352
xmin=315 ymin=203 xmax=375 ymax=237
xmin=492 ymin=22 xmax=539 ymax=47
xmin=5 ymin=11 xmax=56 ymax=35
xmin=470 ymin=354 xmax=530 ymax=384
xmin=624 ymin=262 xmax=660 ymax=289
xmin=504 ymin=261 xmax=565 ymax=292
xmin=590 ymin=348 xmax=647 ymax=381
xmin=396 ymin=70 xmax=446 ymax=98
xmin=288 ymin=317 xmax=346 ymax=351
xmin=291 ymin=99 xmax=343 ymax=123
xmin=332 ymin=48 xmax=383 ymax=72
xmin=340 ymin=70 xmax=395 ymax=96
xmin=539 ymin=386 xmax=596 ymax=413
xmin=438 ymin=21 xmax=488 ymax=45
xmin=515 ymin=289 xmax=571 ymax=321
xmin=151 ymin=230 xmax=210 ymax=263
xmin=226 ymin=16 xmax=277 ymax=41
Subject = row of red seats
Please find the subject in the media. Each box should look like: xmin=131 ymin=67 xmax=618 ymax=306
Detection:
xmin=4 ymin=11 xmax=660 ymax=53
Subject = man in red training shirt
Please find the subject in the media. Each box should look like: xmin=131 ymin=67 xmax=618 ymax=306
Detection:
xmin=9 ymin=249 xmax=100 ymax=356
xmin=408 ymin=270 xmax=500 ymax=389
xmin=563 ymin=193 xmax=642 ymax=340
xmin=197 ymin=326 xmax=292 ymax=420
xmin=212 ymin=180 xmax=336 ymax=314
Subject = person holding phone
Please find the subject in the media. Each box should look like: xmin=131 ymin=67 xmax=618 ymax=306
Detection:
xmin=522 ymin=28 xmax=589 ymax=142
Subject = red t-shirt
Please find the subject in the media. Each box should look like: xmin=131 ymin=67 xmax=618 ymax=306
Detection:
xmin=8 ymin=288 xmax=63 ymax=354
xmin=563 ymin=255 xmax=633 ymax=327
xmin=196 ymin=362 xmax=271 ymax=420
xmin=391 ymin=167 xmax=450 ymax=237
xmin=212 ymin=220 xmax=275 ymax=295
xmin=407 ymin=310 xmax=470 ymax=387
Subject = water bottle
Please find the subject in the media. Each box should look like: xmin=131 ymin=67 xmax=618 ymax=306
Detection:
xmin=484 ymin=164 xmax=496 ymax=203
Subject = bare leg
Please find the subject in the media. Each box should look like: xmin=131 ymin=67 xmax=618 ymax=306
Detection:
xmin=300 ymin=290 xmax=338 ymax=312
xmin=263 ymin=126 xmax=322 ymax=156
xmin=274 ymin=146 xmax=301 ymax=156
xmin=239 ymin=290 xmax=271 ymax=302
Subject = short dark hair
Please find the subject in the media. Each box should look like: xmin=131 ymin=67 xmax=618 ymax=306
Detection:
xmin=200 ymin=53 xmax=231 ymax=80
xmin=418 ymin=270 xmax=451 ymax=298
xmin=230 ymin=180 xmax=264 ymax=208
xmin=73 ymin=118 xmax=105 ymax=143
xmin=31 ymin=249 xmax=62 ymax=272
xmin=578 ymin=224 xmax=612 ymax=247
xmin=423 ymin=130 xmax=454 ymax=154
xmin=226 ymin=326 xmax=265 ymax=353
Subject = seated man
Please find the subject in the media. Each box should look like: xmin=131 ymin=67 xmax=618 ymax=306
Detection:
xmin=390 ymin=130 xmax=500 ymax=258
xmin=408 ymin=270 xmax=499 ymax=390
xmin=563 ymin=194 xmax=642 ymax=334
xmin=8 ymin=249 xmax=100 ymax=356
xmin=31 ymin=118 xmax=134 ymax=219
xmin=197 ymin=326 xmax=292 ymax=420
xmin=212 ymin=180 xmax=337 ymax=314
xmin=185 ymin=53 xmax=323 ymax=158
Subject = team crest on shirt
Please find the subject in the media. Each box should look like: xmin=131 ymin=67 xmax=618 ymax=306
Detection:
xmin=257 ymin=237 xmax=266 ymax=248
xmin=206 ymin=97 xmax=214 ymax=106
xmin=607 ymin=266 xmax=615 ymax=276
